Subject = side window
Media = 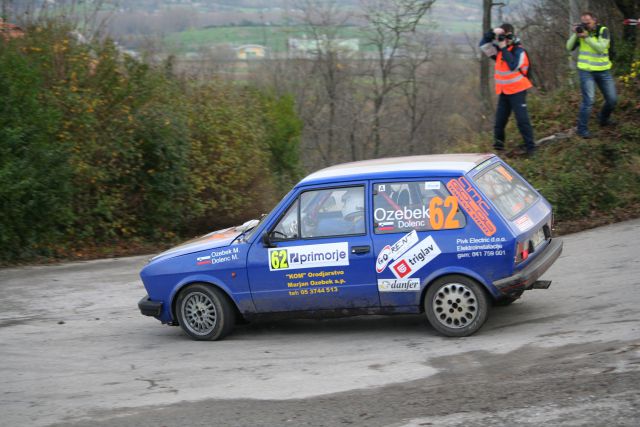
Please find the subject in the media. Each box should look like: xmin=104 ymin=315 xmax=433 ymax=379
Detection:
xmin=373 ymin=181 xmax=466 ymax=234
xmin=272 ymin=199 xmax=299 ymax=241
xmin=300 ymin=186 xmax=365 ymax=238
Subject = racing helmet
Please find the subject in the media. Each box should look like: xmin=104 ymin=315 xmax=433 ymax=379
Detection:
xmin=341 ymin=189 xmax=363 ymax=219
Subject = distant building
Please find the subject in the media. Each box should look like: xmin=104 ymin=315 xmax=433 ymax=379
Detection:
xmin=235 ymin=44 xmax=267 ymax=60
xmin=0 ymin=18 xmax=25 ymax=41
xmin=288 ymin=36 xmax=359 ymax=58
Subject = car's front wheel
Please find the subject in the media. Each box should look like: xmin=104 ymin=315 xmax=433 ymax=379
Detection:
xmin=176 ymin=284 xmax=235 ymax=341
xmin=424 ymin=275 xmax=489 ymax=337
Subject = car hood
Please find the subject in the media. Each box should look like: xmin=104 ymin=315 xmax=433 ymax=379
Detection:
xmin=149 ymin=220 xmax=259 ymax=263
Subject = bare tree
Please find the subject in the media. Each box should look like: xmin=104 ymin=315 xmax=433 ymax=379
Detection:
xmin=397 ymin=30 xmax=433 ymax=153
xmin=511 ymin=0 xmax=572 ymax=91
xmin=302 ymin=0 xmax=350 ymax=164
xmin=1 ymin=0 xmax=10 ymax=20
xmin=611 ymin=0 xmax=638 ymax=68
xmin=361 ymin=0 xmax=435 ymax=158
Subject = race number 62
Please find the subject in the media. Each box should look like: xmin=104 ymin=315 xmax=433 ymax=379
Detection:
xmin=429 ymin=196 xmax=461 ymax=230
xmin=270 ymin=249 xmax=289 ymax=270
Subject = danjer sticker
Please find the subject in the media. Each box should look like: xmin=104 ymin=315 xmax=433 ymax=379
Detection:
xmin=389 ymin=235 xmax=441 ymax=279
xmin=269 ymin=242 xmax=349 ymax=271
xmin=375 ymin=230 xmax=419 ymax=273
xmin=377 ymin=278 xmax=420 ymax=292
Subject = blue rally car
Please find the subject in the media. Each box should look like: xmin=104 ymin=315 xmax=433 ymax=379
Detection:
xmin=139 ymin=154 xmax=563 ymax=340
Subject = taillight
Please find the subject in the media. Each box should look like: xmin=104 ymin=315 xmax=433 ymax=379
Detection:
xmin=515 ymin=241 xmax=530 ymax=264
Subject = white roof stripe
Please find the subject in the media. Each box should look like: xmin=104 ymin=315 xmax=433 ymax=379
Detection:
xmin=301 ymin=154 xmax=494 ymax=183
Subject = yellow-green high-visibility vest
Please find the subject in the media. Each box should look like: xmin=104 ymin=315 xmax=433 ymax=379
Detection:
xmin=577 ymin=26 xmax=612 ymax=71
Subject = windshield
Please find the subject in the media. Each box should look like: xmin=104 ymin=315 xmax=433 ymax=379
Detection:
xmin=237 ymin=215 xmax=267 ymax=242
xmin=473 ymin=163 xmax=538 ymax=220
xmin=242 ymin=189 xmax=297 ymax=242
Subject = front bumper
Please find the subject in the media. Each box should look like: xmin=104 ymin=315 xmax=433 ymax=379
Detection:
xmin=138 ymin=295 xmax=163 ymax=317
xmin=493 ymin=238 xmax=563 ymax=295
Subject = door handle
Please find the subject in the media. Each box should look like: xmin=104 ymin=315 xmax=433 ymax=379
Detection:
xmin=351 ymin=245 xmax=371 ymax=254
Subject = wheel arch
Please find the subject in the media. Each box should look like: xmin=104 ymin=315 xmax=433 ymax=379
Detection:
xmin=170 ymin=278 xmax=243 ymax=325
xmin=419 ymin=267 xmax=496 ymax=312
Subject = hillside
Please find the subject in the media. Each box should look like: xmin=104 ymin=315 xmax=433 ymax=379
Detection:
xmin=104 ymin=0 xmax=525 ymax=53
xmin=456 ymin=70 xmax=640 ymax=235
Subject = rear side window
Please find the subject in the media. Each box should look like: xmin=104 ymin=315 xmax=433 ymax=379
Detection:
xmin=473 ymin=164 xmax=538 ymax=220
xmin=373 ymin=181 xmax=466 ymax=234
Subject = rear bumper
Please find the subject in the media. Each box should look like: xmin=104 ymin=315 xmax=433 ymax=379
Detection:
xmin=493 ymin=238 xmax=563 ymax=295
xmin=138 ymin=295 xmax=163 ymax=317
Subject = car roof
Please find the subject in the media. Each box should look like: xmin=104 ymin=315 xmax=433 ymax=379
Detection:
xmin=299 ymin=153 xmax=496 ymax=186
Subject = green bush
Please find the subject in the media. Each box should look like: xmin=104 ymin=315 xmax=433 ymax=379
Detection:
xmin=0 ymin=21 xmax=302 ymax=262
xmin=0 ymin=35 xmax=73 ymax=260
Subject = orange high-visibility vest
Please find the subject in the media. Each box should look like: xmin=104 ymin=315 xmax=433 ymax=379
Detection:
xmin=495 ymin=46 xmax=532 ymax=95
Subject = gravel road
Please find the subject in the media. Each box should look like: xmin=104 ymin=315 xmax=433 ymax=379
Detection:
xmin=1 ymin=220 xmax=639 ymax=427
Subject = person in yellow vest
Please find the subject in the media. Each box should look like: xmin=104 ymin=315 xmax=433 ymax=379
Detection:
xmin=567 ymin=11 xmax=617 ymax=139
xmin=479 ymin=23 xmax=536 ymax=156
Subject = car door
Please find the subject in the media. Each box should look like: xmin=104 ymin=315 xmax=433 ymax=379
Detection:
xmin=371 ymin=179 xmax=467 ymax=307
xmin=247 ymin=183 xmax=380 ymax=312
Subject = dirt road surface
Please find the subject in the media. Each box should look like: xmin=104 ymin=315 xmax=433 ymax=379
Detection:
xmin=1 ymin=220 xmax=639 ymax=427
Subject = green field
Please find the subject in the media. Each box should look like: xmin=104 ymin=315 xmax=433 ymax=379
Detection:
xmin=164 ymin=23 xmax=480 ymax=55
xmin=165 ymin=25 xmax=367 ymax=53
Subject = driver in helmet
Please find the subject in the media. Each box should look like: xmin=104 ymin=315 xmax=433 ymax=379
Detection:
xmin=341 ymin=189 xmax=365 ymax=233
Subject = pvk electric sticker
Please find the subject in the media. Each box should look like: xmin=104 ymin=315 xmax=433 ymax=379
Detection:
xmin=375 ymin=230 xmax=419 ymax=273
xmin=269 ymin=242 xmax=349 ymax=271
xmin=389 ymin=236 xmax=441 ymax=279
xmin=377 ymin=278 xmax=420 ymax=292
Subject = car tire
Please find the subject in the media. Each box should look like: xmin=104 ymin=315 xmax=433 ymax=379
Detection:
xmin=494 ymin=290 xmax=524 ymax=306
xmin=424 ymin=275 xmax=489 ymax=337
xmin=176 ymin=284 xmax=235 ymax=341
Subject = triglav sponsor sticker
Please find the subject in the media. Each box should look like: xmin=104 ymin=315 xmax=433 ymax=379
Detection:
xmin=389 ymin=235 xmax=441 ymax=279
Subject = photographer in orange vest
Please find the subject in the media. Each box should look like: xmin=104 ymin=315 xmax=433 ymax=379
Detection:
xmin=480 ymin=23 xmax=535 ymax=156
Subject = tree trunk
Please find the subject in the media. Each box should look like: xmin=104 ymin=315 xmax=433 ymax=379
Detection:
xmin=481 ymin=0 xmax=493 ymax=112
xmin=615 ymin=0 xmax=638 ymax=68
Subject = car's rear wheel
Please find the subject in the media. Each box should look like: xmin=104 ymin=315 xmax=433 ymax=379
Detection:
xmin=424 ymin=275 xmax=489 ymax=337
xmin=176 ymin=284 xmax=235 ymax=341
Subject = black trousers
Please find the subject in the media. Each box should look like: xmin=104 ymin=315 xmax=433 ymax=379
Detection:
xmin=494 ymin=90 xmax=535 ymax=151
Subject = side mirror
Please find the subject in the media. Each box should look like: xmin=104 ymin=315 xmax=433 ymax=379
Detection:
xmin=262 ymin=231 xmax=275 ymax=248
